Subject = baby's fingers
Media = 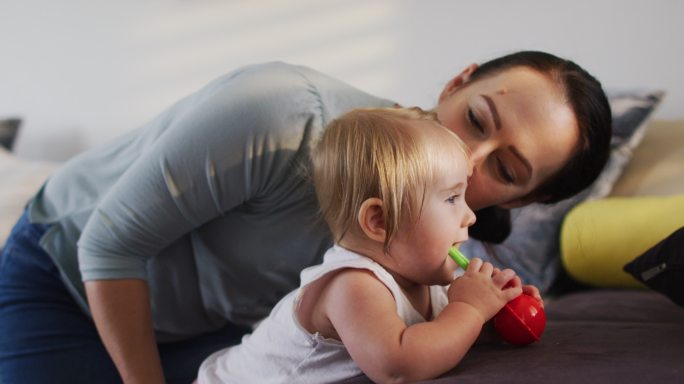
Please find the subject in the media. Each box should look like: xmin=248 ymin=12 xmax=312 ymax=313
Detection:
xmin=508 ymin=276 xmax=522 ymax=289
xmin=523 ymin=284 xmax=544 ymax=306
xmin=502 ymin=285 xmax=523 ymax=302
xmin=479 ymin=261 xmax=494 ymax=276
xmin=492 ymin=268 xmax=516 ymax=289
xmin=466 ymin=257 xmax=483 ymax=273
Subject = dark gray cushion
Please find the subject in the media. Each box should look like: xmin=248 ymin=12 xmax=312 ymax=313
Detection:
xmin=339 ymin=290 xmax=684 ymax=384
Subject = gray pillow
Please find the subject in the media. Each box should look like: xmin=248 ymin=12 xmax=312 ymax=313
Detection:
xmin=461 ymin=90 xmax=666 ymax=292
xmin=0 ymin=118 xmax=21 ymax=151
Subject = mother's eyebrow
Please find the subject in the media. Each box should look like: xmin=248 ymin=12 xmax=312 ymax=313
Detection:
xmin=482 ymin=94 xmax=501 ymax=130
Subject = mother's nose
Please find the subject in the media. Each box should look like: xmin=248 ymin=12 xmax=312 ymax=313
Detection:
xmin=466 ymin=140 xmax=495 ymax=169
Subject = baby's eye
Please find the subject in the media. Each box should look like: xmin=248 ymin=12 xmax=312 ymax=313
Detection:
xmin=446 ymin=195 xmax=460 ymax=204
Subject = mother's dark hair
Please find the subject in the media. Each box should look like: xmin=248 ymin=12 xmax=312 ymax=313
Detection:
xmin=468 ymin=51 xmax=612 ymax=243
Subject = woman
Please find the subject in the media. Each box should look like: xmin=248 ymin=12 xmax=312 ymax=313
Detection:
xmin=0 ymin=51 xmax=611 ymax=383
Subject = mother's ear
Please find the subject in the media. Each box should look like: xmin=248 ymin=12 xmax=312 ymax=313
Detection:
xmin=438 ymin=63 xmax=479 ymax=103
xmin=358 ymin=198 xmax=386 ymax=242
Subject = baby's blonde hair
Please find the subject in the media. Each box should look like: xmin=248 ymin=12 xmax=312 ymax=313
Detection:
xmin=311 ymin=107 xmax=470 ymax=252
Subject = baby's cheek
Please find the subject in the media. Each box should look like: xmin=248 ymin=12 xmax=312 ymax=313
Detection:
xmin=436 ymin=257 xmax=458 ymax=285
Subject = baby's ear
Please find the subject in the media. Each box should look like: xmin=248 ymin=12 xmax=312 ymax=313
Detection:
xmin=358 ymin=198 xmax=386 ymax=242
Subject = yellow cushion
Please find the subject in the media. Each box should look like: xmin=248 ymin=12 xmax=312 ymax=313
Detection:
xmin=560 ymin=195 xmax=684 ymax=287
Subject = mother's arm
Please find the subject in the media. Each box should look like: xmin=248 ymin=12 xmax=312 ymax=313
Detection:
xmin=86 ymin=280 xmax=163 ymax=384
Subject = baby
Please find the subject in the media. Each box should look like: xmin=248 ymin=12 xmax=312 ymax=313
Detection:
xmin=197 ymin=107 xmax=523 ymax=383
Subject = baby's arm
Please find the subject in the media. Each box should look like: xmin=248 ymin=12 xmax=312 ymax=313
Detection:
xmin=319 ymin=259 xmax=520 ymax=382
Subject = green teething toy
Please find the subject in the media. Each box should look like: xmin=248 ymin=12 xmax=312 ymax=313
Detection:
xmin=448 ymin=247 xmax=470 ymax=270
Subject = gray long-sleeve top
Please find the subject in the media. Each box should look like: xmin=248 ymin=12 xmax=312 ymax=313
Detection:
xmin=29 ymin=62 xmax=395 ymax=341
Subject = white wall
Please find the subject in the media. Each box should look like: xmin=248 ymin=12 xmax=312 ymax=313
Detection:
xmin=1 ymin=0 xmax=682 ymax=160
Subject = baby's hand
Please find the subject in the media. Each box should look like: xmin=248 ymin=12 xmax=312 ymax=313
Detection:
xmin=522 ymin=284 xmax=544 ymax=307
xmin=494 ymin=270 xmax=544 ymax=307
xmin=447 ymin=258 xmax=522 ymax=321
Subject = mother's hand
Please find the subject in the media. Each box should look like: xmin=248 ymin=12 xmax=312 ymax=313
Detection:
xmin=85 ymin=279 xmax=165 ymax=384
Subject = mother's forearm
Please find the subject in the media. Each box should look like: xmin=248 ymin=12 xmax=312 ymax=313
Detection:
xmin=85 ymin=279 xmax=165 ymax=384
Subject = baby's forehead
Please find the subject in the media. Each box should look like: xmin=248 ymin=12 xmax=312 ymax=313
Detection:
xmin=433 ymin=144 xmax=472 ymax=179
xmin=415 ymin=122 xmax=469 ymax=158
xmin=397 ymin=117 xmax=470 ymax=166
xmin=434 ymin=147 xmax=471 ymax=173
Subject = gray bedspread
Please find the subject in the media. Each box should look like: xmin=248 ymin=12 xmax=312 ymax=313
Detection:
xmin=341 ymin=289 xmax=684 ymax=383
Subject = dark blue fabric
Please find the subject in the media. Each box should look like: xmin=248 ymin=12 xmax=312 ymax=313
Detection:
xmin=0 ymin=212 xmax=251 ymax=384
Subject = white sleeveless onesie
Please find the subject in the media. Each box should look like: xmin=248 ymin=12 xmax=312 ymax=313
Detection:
xmin=197 ymin=246 xmax=449 ymax=384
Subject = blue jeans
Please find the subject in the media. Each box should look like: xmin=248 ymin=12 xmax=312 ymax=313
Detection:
xmin=0 ymin=212 xmax=251 ymax=384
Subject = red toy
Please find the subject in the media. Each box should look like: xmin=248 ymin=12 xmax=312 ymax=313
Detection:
xmin=493 ymin=293 xmax=546 ymax=345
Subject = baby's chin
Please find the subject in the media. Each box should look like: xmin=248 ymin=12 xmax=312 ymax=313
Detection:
xmin=433 ymin=271 xmax=457 ymax=286
xmin=415 ymin=274 xmax=451 ymax=286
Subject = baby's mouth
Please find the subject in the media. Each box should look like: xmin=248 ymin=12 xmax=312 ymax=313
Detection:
xmin=452 ymin=236 xmax=469 ymax=248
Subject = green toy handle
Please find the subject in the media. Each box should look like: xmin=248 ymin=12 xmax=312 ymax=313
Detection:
xmin=448 ymin=247 xmax=470 ymax=270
